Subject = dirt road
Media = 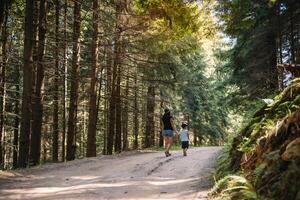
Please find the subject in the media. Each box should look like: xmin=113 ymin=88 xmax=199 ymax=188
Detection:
xmin=0 ymin=147 xmax=222 ymax=200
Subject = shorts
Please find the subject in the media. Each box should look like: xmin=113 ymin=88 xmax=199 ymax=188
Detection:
xmin=163 ymin=129 xmax=174 ymax=137
xmin=181 ymin=141 xmax=189 ymax=149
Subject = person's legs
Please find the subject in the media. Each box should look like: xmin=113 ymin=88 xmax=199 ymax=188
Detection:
xmin=163 ymin=130 xmax=174 ymax=157
xmin=182 ymin=141 xmax=188 ymax=156
xmin=166 ymin=137 xmax=171 ymax=152
xmin=164 ymin=136 xmax=169 ymax=156
xmin=166 ymin=137 xmax=173 ymax=156
xmin=168 ymin=137 xmax=173 ymax=151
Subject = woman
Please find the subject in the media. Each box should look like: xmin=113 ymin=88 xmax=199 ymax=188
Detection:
xmin=161 ymin=108 xmax=178 ymax=157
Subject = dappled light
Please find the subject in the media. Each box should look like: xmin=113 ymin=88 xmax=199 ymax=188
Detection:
xmin=0 ymin=148 xmax=221 ymax=199
xmin=0 ymin=0 xmax=299 ymax=199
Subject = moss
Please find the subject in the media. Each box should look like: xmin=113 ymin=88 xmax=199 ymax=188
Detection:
xmin=253 ymin=163 xmax=267 ymax=187
xmin=213 ymin=79 xmax=300 ymax=200
xmin=292 ymin=94 xmax=300 ymax=105
xmin=272 ymin=158 xmax=300 ymax=200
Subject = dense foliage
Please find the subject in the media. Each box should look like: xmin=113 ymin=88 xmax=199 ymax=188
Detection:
xmin=211 ymin=0 xmax=300 ymax=199
xmin=0 ymin=0 xmax=228 ymax=169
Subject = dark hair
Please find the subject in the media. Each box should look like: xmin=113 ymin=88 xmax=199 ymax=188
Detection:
xmin=164 ymin=108 xmax=170 ymax=115
xmin=181 ymin=122 xmax=188 ymax=129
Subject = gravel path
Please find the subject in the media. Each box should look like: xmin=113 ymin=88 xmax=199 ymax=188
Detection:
xmin=0 ymin=147 xmax=222 ymax=200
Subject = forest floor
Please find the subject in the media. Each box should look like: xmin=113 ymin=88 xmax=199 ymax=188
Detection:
xmin=0 ymin=147 xmax=222 ymax=200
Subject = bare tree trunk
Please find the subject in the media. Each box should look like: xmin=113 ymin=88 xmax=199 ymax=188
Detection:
xmin=105 ymin=40 xmax=112 ymax=155
xmin=122 ymin=68 xmax=129 ymax=151
xmin=159 ymin=93 xmax=164 ymax=147
xmin=66 ymin=0 xmax=81 ymax=161
xmin=0 ymin=4 xmax=8 ymax=168
xmin=194 ymin=130 xmax=198 ymax=146
xmin=275 ymin=2 xmax=284 ymax=91
xmin=115 ymin=64 xmax=122 ymax=153
xmin=30 ymin=0 xmax=48 ymax=166
xmin=145 ymin=84 xmax=155 ymax=148
xmin=96 ymin=66 xmax=104 ymax=146
xmin=114 ymin=0 xmax=123 ymax=153
xmin=13 ymin=64 xmax=20 ymax=169
xmin=107 ymin=58 xmax=116 ymax=155
xmin=133 ymin=68 xmax=139 ymax=149
xmin=290 ymin=6 xmax=295 ymax=64
xmin=31 ymin=0 xmax=39 ymax=128
xmin=61 ymin=0 xmax=68 ymax=162
xmin=87 ymin=0 xmax=100 ymax=157
xmin=19 ymin=0 xmax=35 ymax=168
xmin=267 ymin=6 xmax=278 ymax=90
xmin=278 ymin=34 xmax=284 ymax=91
xmin=52 ymin=0 xmax=60 ymax=162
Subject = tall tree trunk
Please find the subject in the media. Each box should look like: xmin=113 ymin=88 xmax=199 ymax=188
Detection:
xmin=66 ymin=0 xmax=81 ymax=161
xmin=193 ymin=130 xmax=197 ymax=146
xmin=267 ymin=6 xmax=278 ymax=90
xmin=122 ymin=68 xmax=129 ymax=151
xmin=0 ymin=3 xmax=8 ymax=168
xmin=289 ymin=6 xmax=295 ymax=64
xmin=19 ymin=0 xmax=35 ymax=168
xmin=52 ymin=0 xmax=60 ymax=162
xmin=145 ymin=84 xmax=155 ymax=148
xmin=31 ymin=0 xmax=40 ymax=128
xmin=159 ymin=93 xmax=164 ymax=147
xmin=87 ymin=0 xmax=100 ymax=157
xmin=276 ymin=2 xmax=284 ymax=91
xmin=61 ymin=0 xmax=68 ymax=162
xmin=114 ymin=0 xmax=123 ymax=153
xmin=13 ymin=64 xmax=20 ymax=169
xmin=133 ymin=68 xmax=139 ymax=149
xmin=96 ymin=66 xmax=104 ymax=142
xmin=114 ymin=65 xmax=122 ymax=153
xmin=30 ymin=0 xmax=47 ymax=166
xmin=107 ymin=59 xmax=116 ymax=155
xmin=105 ymin=40 xmax=112 ymax=155
xmin=277 ymin=33 xmax=283 ymax=90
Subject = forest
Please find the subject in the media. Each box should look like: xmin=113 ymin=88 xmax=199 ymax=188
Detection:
xmin=0 ymin=0 xmax=226 ymax=169
xmin=0 ymin=0 xmax=300 ymax=199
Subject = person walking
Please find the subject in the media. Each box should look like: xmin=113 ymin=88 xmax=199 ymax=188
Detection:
xmin=161 ymin=108 xmax=178 ymax=157
xmin=179 ymin=122 xmax=189 ymax=156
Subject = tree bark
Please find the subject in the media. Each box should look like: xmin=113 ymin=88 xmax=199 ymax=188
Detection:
xmin=61 ymin=0 xmax=68 ymax=162
xmin=0 ymin=3 xmax=8 ymax=168
xmin=159 ymin=93 xmax=164 ymax=147
xmin=66 ymin=0 xmax=81 ymax=161
xmin=30 ymin=0 xmax=48 ymax=166
xmin=13 ymin=64 xmax=20 ymax=169
xmin=289 ymin=6 xmax=295 ymax=64
xmin=105 ymin=40 xmax=113 ymax=155
xmin=133 ymin=68 xmax=139 ymax=149
xmin=114 ymin=0 xmax=123 ymax=153
xmin=114 ymin=64 xmax=122 ymax=153
xmin=145 ymin=84 xmax=155 ymax=148
xmin=87 ymin=0 xmax=100 ymax=157
xmin=52 ymin=0 xmax=60 ymax=162
xmin=103 ymin=40 xmax=113 ymax=154
xmin=107 ymin=57 xmax=116 ymax=155
xmin=122 ymin=68 xmax=129 ymax=151
xmin=267 ymin=6 xmax=278 ymax=91
xmin=19 ymin=0 xmax=35 ymax=168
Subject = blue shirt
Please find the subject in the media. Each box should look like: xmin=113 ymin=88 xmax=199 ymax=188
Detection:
xmin=179 ymin=129 xmax=189 ymax=141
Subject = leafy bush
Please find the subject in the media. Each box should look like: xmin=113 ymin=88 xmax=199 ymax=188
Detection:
xmin=209 ymin=175 xmax=266 ymax=200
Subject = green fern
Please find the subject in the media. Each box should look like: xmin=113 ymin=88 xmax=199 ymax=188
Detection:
xmin=209 ymin=175 xmax=267 ymax=200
